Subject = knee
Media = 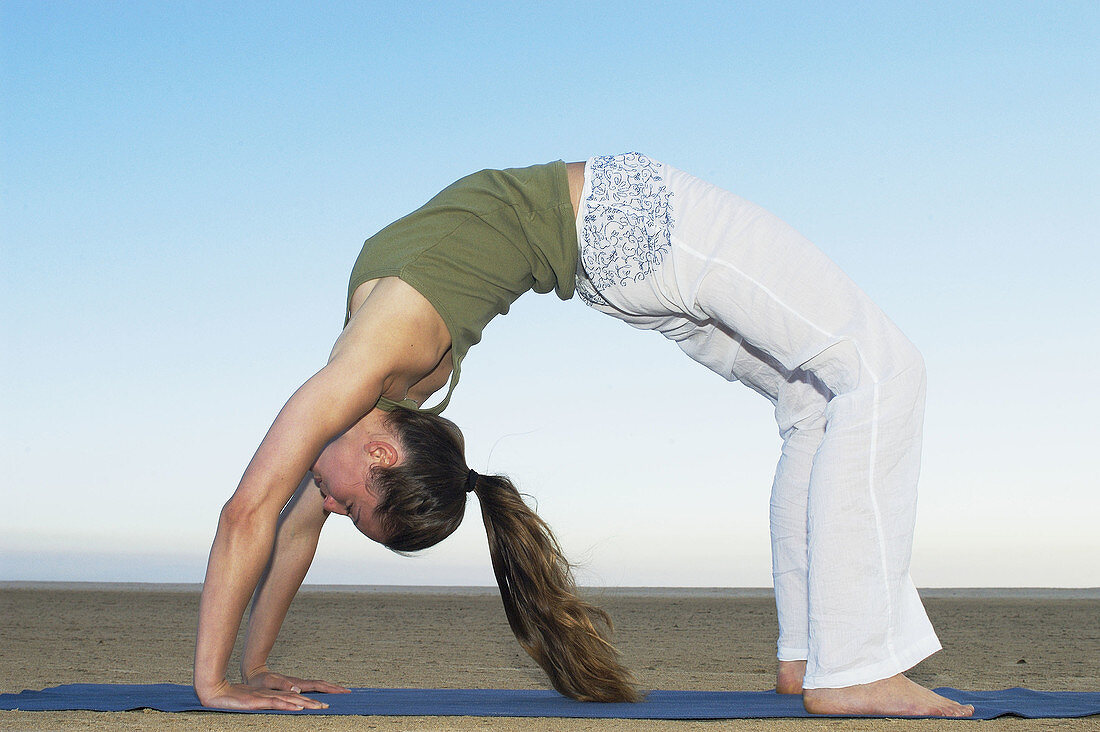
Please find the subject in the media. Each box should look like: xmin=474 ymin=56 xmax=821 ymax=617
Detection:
xmin=871 ymin=336 xmax=927 ymax=418
xmin=802 ymin=332 xmax=924 ymax=398
xmin=889 ymin=336 xmax=926 ymax=386
xmin=800 ymin=338 xmax=864 ymax=395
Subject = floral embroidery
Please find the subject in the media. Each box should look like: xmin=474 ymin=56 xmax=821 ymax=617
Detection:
xmin=577 ymin=152 xmax=674 ymax=305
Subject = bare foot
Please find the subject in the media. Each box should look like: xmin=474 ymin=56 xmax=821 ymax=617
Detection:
xmin=802 ymin=673 xmax=974 ymax=717
xmin=776 ymin=660 xmax=806 ymax=694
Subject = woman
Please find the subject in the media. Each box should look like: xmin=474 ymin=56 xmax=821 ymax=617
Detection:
xmin=194 ymin=153 xmax=974 ymax=717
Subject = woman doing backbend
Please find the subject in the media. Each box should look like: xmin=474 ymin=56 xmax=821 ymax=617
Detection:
xmin=193 ymin=153 xmax=974 ymax=717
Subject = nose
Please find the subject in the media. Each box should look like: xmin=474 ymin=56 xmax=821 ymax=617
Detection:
xmin=322 ymin=495 xmax=346 ymax=515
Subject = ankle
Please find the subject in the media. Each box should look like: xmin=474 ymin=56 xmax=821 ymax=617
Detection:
xmin=776 ymin=660 xmax=807 ymax=694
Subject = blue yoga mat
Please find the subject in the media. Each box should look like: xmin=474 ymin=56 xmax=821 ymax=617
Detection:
xmin=1 ymin=684 xmax=1097 ymax=719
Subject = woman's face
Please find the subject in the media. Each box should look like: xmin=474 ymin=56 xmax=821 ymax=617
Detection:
xmin=311 ymin=424 xmax=394 ymax=543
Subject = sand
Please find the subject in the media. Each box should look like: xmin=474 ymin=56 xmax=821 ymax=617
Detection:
xmin=1 ymin=585 xmax=1097 ymax=731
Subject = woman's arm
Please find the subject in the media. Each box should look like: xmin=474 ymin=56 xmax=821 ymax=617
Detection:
xmin=193 ymin=365 xmax=383 ymax=709
xmin=193 ymin=278 xmax=452 ymax=710
xmin=237 ymin=474 xmax=349 ymax=695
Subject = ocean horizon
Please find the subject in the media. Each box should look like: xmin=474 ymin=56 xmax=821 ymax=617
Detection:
xmin=2 ymin=581 xmax=1097 ymax=600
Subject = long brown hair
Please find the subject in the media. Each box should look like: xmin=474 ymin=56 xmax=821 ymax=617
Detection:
xmin=371 ymin=407 xmax=640 ymax=702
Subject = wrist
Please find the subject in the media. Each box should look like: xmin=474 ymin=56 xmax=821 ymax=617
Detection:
xmin=241 ymin=662 xmax=270 ymax=683
xmin=193 ymin=676 xmax=229 ymax=702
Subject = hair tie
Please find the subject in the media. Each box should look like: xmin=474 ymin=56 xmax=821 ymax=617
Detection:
xmin=464 ymin=468 xmax=479 ymax=493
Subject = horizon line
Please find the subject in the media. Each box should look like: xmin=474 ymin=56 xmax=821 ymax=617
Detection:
xmin=2 ymin=581 xmax=1097 ymax=600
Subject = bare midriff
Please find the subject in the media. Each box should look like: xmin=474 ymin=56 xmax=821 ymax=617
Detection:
xmin=566 ymin=161 xmax=585 ymax=222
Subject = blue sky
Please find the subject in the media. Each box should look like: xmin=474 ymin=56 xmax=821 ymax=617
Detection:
xmin=2 ymin=1 xmax=1097 ymax=587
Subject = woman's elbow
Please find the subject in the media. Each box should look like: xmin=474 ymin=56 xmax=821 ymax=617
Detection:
xmin=218 ymin=495 xmax=275 ymax=534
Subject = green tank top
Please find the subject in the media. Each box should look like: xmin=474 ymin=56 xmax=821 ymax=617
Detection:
xmin=347 ymin=160 xmax=578 ymax=414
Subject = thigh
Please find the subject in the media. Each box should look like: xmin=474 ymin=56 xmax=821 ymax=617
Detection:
xmin=662 ymin=165 xmax=914 ymax=396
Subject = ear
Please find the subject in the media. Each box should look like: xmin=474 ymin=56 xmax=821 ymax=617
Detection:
xmin=364 ymin=440 xmax=400 ymax=468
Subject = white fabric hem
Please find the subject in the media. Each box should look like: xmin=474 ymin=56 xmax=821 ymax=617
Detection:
xmin=777 ymin=647 xmax=809 ymax=662
xmin=801 ymin=634 xmax=942 ymax=689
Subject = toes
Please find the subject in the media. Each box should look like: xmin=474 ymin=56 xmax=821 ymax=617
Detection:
xmin=941 ymin=702 xmax=975 ymax=717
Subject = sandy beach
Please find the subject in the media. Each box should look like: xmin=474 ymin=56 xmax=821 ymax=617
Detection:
xmin=1 ymin=584 xmax=1097 ymax=731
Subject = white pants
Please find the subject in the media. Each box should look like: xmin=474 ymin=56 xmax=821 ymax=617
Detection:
xmin=575 ymin=153 xmax=942 ymax=689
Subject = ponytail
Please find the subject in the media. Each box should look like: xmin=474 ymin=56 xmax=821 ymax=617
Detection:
xmin=472 ymin=473 xmax=641 ymax=703
xmin=376 ymin=408 xmax=640 ymax=702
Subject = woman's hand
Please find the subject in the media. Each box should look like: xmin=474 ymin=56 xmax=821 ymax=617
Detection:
xmin=196 ymin=678 xmax=332 ymax=711
xmin=245 ymin=667 xmax=351 ymax=696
